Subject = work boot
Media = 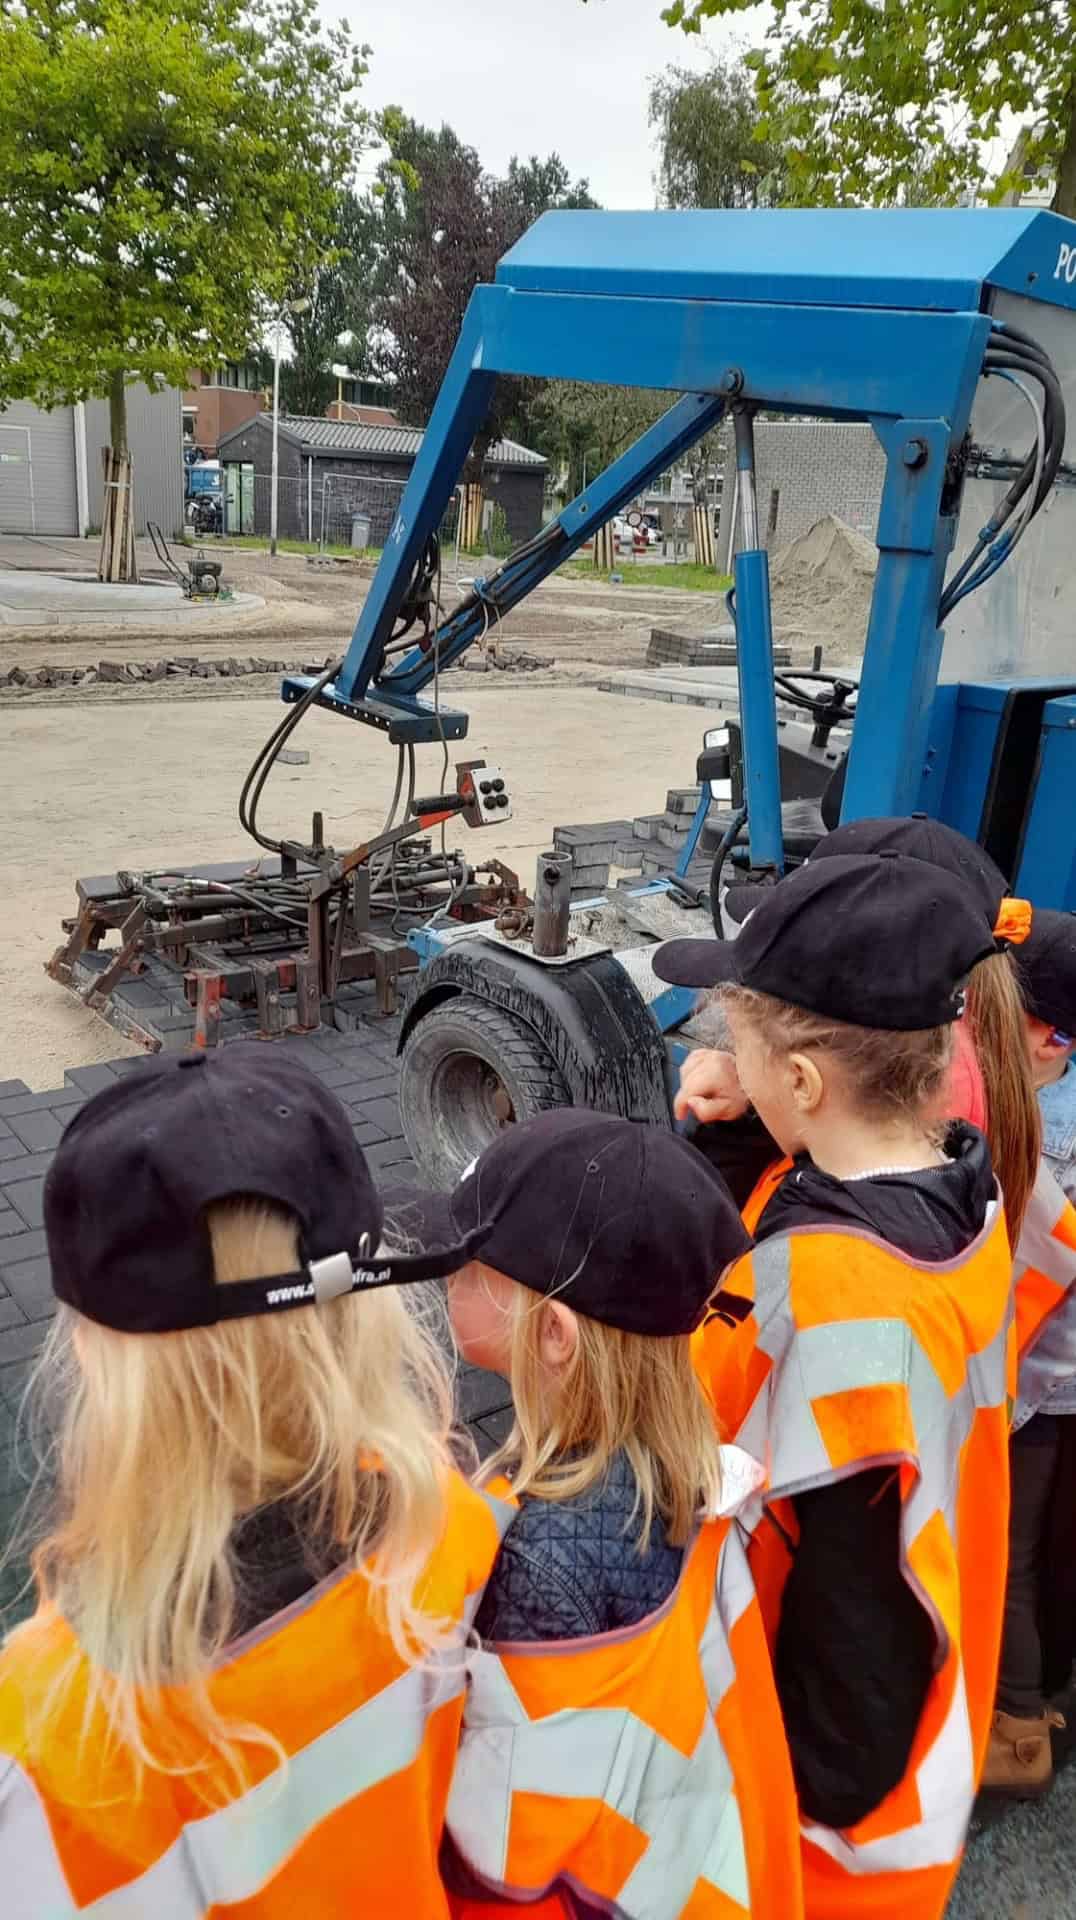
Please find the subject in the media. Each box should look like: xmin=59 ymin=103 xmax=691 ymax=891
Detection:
xmin=980 ymin=1708 xmax=1066 ymax=1797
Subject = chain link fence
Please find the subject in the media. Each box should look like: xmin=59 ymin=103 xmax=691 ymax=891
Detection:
xmin=217 ymin=467 xmax=462 ymax=558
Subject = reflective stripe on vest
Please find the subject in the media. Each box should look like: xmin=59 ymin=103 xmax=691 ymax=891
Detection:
xmin=706 ymin=1206 xmax=1013 ymax=1920
xmin=0 ymin=1475 xmax=513 ymax=1919
xmin=447 ymin=1513 xmax=804 ymax=1918
xmin=1013 ymin=1161 xmax=1076 ymax=1426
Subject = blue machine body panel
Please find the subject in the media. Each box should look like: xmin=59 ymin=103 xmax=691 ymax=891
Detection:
xmin=286 ymin=205 xmax=1076 ymax=906
xmin=496 ymin=208 xmax=1076 ymax=317
xmin=1015 ymin=698 xmax=1076 ymax=908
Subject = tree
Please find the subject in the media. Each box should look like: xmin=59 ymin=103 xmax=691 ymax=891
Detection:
xmin=649 ymin=59 xmax=785 ymax=208
xmin=367 ymin=114 xmax=596 ymax=542
xmin=277 ymin=191 xmax=378 ymax=417
xmin=661 ymin=0 xmax=1076 ymax=216
xmin=0 ymin=0 xmax=367 ymax=575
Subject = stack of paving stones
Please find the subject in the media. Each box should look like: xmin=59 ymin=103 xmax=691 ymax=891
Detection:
xmin=0 ymin=1011 xmax=513 ymax=1625
xmin=552 ymin=821 xmax=633 ymax=901
xmin=645 ymin=626 xmax=792 ymax=670
xmin=0 ymin=656 xmax=334 ymax=692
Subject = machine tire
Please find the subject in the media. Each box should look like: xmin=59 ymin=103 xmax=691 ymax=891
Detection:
xmin=398 ymin=994 xmax=571 ymax=1188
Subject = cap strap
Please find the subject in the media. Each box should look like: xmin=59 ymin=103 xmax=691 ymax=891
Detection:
xmin=208 ymin=1223 xmax=497 ymax=1326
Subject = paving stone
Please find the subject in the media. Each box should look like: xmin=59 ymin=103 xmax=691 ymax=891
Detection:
xmin=0 ymin=1088 xmax=84 ymax=1119
xmin=351 ymin=1119 xmax=390 ymax=1148
xmin=353 ymin=1097 xmax=405 ymax=1138
xmin=108 ymin=1057 xmax=152 ymax=1076
xmin=4 ymin=1180 xmax=45 ymax=1231
xmin=470 ymin=1406 xmax=515 ymax=1457
xmin=0 ymin=1320 xmax=47 ymax=1365
xmin=6 ymin=1109 xmax=66 ymax=1154
xmin=0 ymin=1081 xmax=31 ymax=1100
xmin=2 ymin=1258 xmax=53 ymax=1322
xmin=0 ymin=1136 xmax=30 ymax=1165
xmin=0 ymin=1153 xmax=58 ymax=1188
xmin=0 ymin=1297 xmax=27 ymax=1332
xmin=63 ymin=1063 xmax=124 ymax=1095
xmin=0 ymin=1229 xmax=47 ymax=1269
xmin=458 ymin=1366 xmax=514 ymax=1423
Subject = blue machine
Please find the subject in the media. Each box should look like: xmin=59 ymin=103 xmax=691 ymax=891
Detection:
xmin=274 ymin=208 xmax=1076 ymax=1182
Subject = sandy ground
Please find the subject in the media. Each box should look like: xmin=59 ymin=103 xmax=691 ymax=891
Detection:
xmin=3 ymin=686 xmax=707 ymax=1089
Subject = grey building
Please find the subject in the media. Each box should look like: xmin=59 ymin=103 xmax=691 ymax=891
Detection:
xmin=717 ymin=420 xmax=885 ymax=568
xmin=0 ymin=382 xmax=184 ymax=538
xmin=217 ymin=414 xmax=549 ymax=547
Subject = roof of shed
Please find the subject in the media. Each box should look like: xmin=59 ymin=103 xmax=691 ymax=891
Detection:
xmin=220 ymin=414 xmax=547 ymax=468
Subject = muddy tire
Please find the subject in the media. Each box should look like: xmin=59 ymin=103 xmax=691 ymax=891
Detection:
xmin=399 ymin=995 xmax=571 ymax=1188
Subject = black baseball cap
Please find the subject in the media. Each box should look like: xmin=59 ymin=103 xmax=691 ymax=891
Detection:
xmin=394 ymin=1108 xmax=750 ymax=1337
xmin=810 ymin=814 xmax=1009 ymax=922
xmin=44 ymin=1049 xmax=486 ymax=1334
xmin=652 ymin=852 xmax=999 ymax=1029
xmin=1016 ymin=909 xmax=1076 ymax=1033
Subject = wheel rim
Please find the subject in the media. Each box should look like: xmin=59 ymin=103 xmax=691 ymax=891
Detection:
xmin=430 ymin=1048 xmax=517 ymax=1162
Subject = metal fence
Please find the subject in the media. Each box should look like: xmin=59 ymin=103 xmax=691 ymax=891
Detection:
xmin=217 ymin=468 xmax=462 ymax=557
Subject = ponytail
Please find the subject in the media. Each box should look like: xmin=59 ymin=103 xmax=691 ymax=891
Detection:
xmin=967 ymin=950 xmax=1041 ymax=1245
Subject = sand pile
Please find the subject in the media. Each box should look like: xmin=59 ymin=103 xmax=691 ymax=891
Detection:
xmin=769 ymin=514 xmax=877 ymax=659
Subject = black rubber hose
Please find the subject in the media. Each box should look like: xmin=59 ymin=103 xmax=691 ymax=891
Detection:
xmin=708 ymin=805 xmax=749 ymax=935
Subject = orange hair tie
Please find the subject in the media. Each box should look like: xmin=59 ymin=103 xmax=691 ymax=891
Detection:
xmin=994 ymin=897 xmax=1032 ymax=946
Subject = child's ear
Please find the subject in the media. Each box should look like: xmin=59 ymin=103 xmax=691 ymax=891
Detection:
xmin=787 ymin=1049 xmax=824 ymax=1115
xmin=538 ymin=1300 xmax=579 ymax=1371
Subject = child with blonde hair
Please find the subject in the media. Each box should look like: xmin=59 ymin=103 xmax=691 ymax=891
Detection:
xmin=0 ymin=1048 xmax=510 ymax=1917
xmin=654 ymin=852 xmax=1014 ymax=1920
xmin=409 ymin=1108 xmax=804 ymax=1918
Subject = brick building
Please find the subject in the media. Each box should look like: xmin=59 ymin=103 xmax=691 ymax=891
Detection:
xmin=183 ymin=362 xmax=265 ymax=458
xmin=717 ymin=420 xmax=886 ymax=567
xmin=216 ymin=414 xmax=549 ymax=546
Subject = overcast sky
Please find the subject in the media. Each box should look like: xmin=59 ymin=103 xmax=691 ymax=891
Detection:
xmin=322 ymin=0 xmax=767 ymax=209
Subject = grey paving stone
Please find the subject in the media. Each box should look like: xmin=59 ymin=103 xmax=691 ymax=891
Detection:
xmin=3 ymin=1258 xmax=53 ymax=1322
xmin=364 ymin=1142 xmax=416 ymax=1172
xmin=352 ymin=1119 xmax=390 ymax=1148
xmin=458 ymin=1366 xmax=514 ymax=1422
xmin=6 ymin=1109 xmax=66 ymax=1154
xmin=0 ymin=1153 xmax=61 ymax=1188
xmin=0 ymin=1136 xmax=30 ymax=1164
xmin=0 ymin=1321 xmax=47 ymax=1366
xmin=5 ymin=1180 xmax=45 ymax=1231
xmin=0 ymin=1298 xmax=26 ymax=1332
xmin=0 ymin=1208 xmax=32 ymax=1239
xmin=108 ymin=1057 xmax=152 ymax=1076
xmin=0 ymin=1088 xmax=84 ymax=1119
xmin=354 ymin=1097 xmax=405 ymax=1138
xmin=0 ymin=1081 xmax=30 ymax=1100
xmin=63 ymin=1063 xmax=123 ymax=1095
xmin=0 ymin=1229 xmax=48 ymax=1268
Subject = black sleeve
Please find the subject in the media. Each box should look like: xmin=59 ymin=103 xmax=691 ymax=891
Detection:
xmin=775 ymin=1469 xmax=936 ymax=1830
xmin=686 ymin=1111 xmax=782 ymax=1212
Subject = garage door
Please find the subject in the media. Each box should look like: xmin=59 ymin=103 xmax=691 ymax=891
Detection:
xmin=0 ymin=402 xmax=78 ymax=535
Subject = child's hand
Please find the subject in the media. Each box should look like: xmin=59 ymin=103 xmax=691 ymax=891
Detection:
xmin=675 ymin=1049 xmax=749 ymax=1125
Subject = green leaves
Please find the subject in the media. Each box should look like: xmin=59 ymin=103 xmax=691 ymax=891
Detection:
xmin=662 ymin=0 xmax=1076 ymax=213
xmin=649 ymin=57 xmax=787 ymax=209
xmin=0 ymin=0 xmax=368 ymax=412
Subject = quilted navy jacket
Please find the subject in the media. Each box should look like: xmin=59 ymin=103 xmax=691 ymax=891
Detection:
xmin=474 ymin=1450 xmax=684 ymax=1642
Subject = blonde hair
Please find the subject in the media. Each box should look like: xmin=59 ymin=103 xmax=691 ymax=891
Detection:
xmin=9 ymin=1201 xmax=458 ymax=1792
xmin=966 ymin=949 xmax=1041 ymax=1244
xmin=721 ymin=984 xmax=954 ymax=1123
xmin=482 ymin=1273 xmax=724 ymax=1550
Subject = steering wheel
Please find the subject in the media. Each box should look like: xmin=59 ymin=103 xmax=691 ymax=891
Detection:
xmin=773 ymin=670 xmax=859 ymax=719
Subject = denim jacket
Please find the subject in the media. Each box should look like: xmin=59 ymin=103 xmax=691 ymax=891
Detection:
xmin=1036 ymin=1061 xmax=1076 ymax=1416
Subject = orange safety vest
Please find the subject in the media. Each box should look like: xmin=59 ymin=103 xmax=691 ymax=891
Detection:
xmin=0 ymin=1471 xmax=512 ymax=1918
xmin=445 ymin=1449 xmax=804 ymax=1920
xmin=1012 ymin=1158 xmax=1076 ymax=1423
xmin=694 ymin=1203 xmax=1014 ymax=1920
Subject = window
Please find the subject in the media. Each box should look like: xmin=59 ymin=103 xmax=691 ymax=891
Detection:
xmin=215 ymin=362 xmax=260 ymax=391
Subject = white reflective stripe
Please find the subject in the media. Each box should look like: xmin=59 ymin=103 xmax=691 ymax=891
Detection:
xmin=449 ymin=1581 xmax=752 ymax=1916
xmin=802 ymin=1666 xmax=974 ymax=1875
xmin=696 ymin=1787 xmax=751 ymax=1913
xmin=64 ymin=1654 xmax=464 ymax=1917
xmin=0 ymin=1761 xmax=79 ymax=1920
xmin=1015 ymin=1162 xmax=1076 ymax=1291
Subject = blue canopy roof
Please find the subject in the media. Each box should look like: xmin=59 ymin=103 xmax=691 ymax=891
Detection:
xmin=497 ymin=208 xmax=1076 ymax=317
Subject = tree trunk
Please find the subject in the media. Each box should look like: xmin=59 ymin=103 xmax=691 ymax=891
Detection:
xmin=98 ymin=370 xmax=137 ymax=583
xmin=108 ymin=368 xmax=128 ymax=458
xmin=1052 ymin=83 xmax=1076 ymax=220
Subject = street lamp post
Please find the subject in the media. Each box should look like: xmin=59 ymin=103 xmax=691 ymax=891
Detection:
xmin=269 ymin=297 xmax=311 ymax=558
